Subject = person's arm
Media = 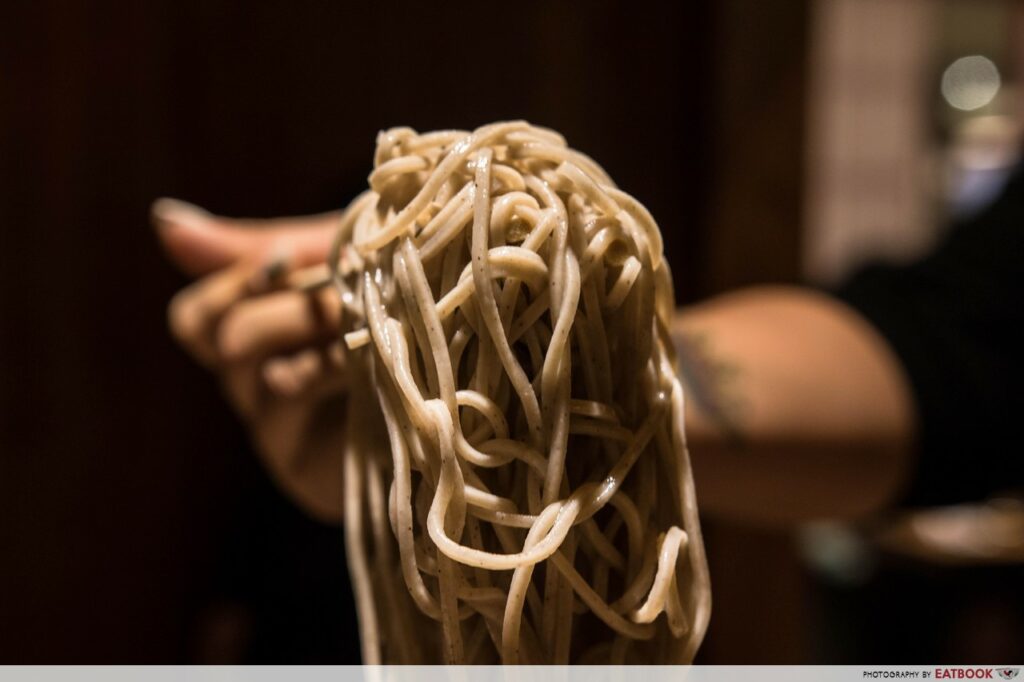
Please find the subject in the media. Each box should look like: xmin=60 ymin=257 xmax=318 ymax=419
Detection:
xmin=674 ymin=286 xmax=916 ymax=526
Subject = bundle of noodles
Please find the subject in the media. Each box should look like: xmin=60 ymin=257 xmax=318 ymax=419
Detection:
xmin=329 ymin=121 xmax=710 ymax=664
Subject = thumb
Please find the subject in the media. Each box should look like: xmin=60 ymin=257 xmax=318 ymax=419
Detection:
xmin=152 ymin=198 xmax=341 ymax=277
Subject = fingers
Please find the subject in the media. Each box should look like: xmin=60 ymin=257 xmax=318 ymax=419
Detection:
xmin=214 ymin=287 xmax=344 ymax=419
xmin=219 ymin=342 xmax=346 ymax=420
xmin=153 ymin=197 xmax=340 ymax=276
xmin=168 ymin=244 xmax=339 ymax=368
xmin=168 ymin=256 xmax=261 ymax=367
xmin=217 ymin=286 xmax=341 ymax=364
xmin=158 ymin=198 xmax=344 ymax=367
xmin=262 ymin=344 xmax=347 ymax=399
xmin=166 ymin=231 xmax=345 ymax=428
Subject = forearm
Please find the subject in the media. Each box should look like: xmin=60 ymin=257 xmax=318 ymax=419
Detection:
xmin=674 ymin=286 xmax=916 ymax=525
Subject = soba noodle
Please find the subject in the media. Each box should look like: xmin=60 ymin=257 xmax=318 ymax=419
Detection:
xmin=328 ymin=121 xmax=710 ymax=664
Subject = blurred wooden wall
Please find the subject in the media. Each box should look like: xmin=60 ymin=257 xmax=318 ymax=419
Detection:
xmin=0 ymin=0 xmax=809 ymax=662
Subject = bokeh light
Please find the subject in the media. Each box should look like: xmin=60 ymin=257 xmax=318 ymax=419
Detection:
xmin=941 ymin=55 xmax=1001 ymax=111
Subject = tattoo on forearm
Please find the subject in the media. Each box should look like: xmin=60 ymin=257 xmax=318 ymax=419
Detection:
xmin=673 ymin=330 xmax=748 ymax=447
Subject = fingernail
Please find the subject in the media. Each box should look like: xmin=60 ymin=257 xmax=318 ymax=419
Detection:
xmin=151 ymin=197 xmax=211 ymax=230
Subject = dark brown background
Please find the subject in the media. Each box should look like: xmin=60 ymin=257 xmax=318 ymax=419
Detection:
xmin=0 ymin=0 xmax=811 ymax=662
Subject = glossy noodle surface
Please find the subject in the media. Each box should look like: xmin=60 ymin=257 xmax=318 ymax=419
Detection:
xmin=331 ymin=122 xmax=710 ymax=664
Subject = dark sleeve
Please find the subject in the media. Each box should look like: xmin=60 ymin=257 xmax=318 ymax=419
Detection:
xmin=834 ymin=165 xmax=1024 ymax=507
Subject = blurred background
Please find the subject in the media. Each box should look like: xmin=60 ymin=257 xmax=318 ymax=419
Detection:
xmin=1 ymin=0 xmax=1021 ymax=664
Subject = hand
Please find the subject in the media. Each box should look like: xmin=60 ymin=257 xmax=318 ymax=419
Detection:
xmin=154 ymin=198 xmax=348 ymax=522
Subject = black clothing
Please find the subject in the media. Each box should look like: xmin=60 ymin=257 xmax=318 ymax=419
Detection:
xmin=836 ymin=165 xmax=1024 ymax=506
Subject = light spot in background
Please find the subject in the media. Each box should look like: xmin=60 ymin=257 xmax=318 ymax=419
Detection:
xmin=941 ymin=55 xmax=1001 ymax=111
xmin=798 ymin=522 xmax=876 ymax=586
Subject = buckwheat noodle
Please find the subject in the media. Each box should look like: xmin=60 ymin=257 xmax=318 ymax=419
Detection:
xmin=330 ymin=121 xmax=710 ymax=664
